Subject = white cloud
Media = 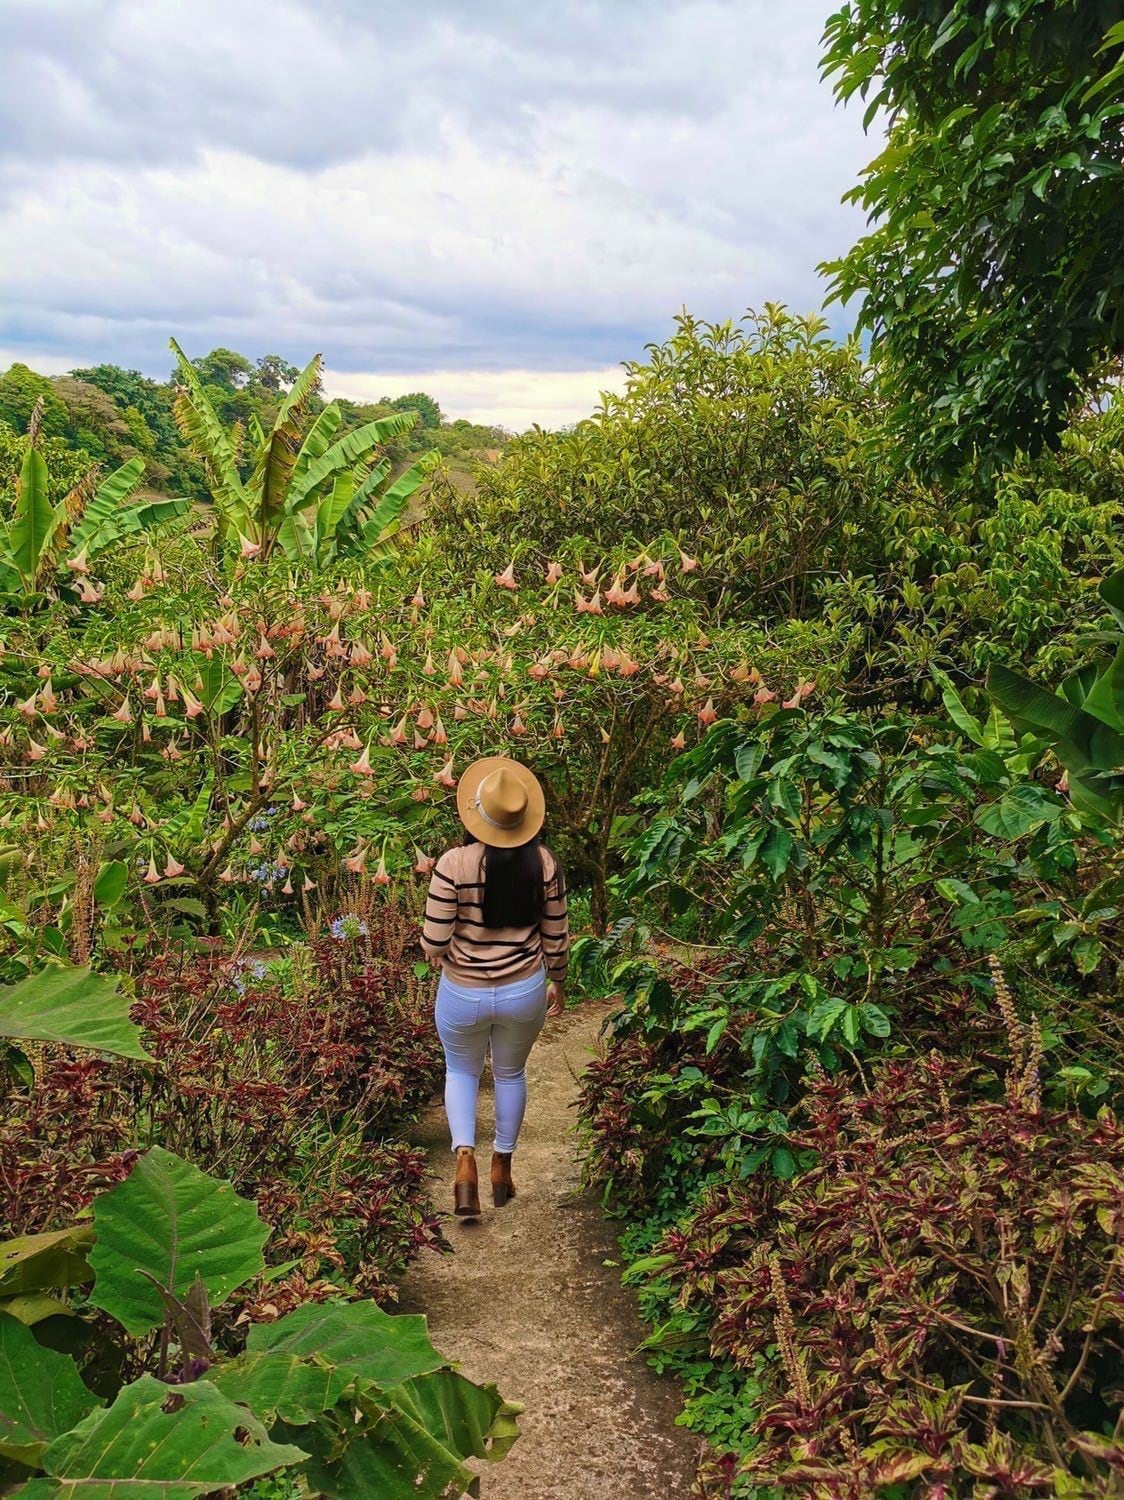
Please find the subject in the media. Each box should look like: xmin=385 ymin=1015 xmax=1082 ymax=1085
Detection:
xmin=0 ymin=0 xmax=875 ymax=424
xmin=323 ymin=365 xmax=627 ymax=432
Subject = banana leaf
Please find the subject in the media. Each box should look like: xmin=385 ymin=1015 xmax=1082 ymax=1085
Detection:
xmin=246 ymin=354 xmax=323 ymax=527
xmin=66 ymin=457 xmax=146 ymax=558
xmin=169 ymin=338 xmax=248 ymax=525
xmin=8 ymin=448 xmax=52 ymax=583
xmin=285 ymin=412 xmax=417 ymax=517
xmin=289 ymin=403 xmax=343 ymax=495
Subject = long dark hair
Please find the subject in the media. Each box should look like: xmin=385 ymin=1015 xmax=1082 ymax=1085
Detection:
xmin=463 ymin=834 xmax=561 ymax=928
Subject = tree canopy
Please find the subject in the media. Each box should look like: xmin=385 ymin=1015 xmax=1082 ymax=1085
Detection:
xmin=823 ymin=0 xmax=1124 ymax=476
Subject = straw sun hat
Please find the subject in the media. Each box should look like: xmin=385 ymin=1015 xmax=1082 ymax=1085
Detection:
xmin=456 ymin=756 xmax=546 ymax=848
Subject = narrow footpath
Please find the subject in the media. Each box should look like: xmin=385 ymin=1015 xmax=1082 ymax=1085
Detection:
xmin=398 ymin=998 xmax=698 ymax=1499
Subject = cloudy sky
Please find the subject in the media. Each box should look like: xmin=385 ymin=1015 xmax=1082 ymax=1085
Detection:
xmin=0 ymin=0 xmax=873 ymax=429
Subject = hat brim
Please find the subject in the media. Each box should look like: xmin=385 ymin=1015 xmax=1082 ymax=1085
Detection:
xmin=456 ymin=756 xmax=546 ymax=848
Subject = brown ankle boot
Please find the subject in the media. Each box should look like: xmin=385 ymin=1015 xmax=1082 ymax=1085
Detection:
xmin=491 ymin=1151 xmax=516 ymax=1207
xmin=453 ymin=1148 xmax=481 ymax=1218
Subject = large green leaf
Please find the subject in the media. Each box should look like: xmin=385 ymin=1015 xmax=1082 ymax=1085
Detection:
xmin=196 ymin=659 xmax=243 ymax=715
xmin=1099 ymin=566 xmax=1124 ymax=628
xmin=8 ymin=447 xmax=53 ymax=583
xmin=247 ymin=1301 xmax=445 ymax=1389
xmin=210 ymin=1352 xmax=351 ymax=1426
xmin=65 ymin=458 xmax=146 ymax=558
xmin=217 ymin=1333 xmax=521 ymax=1498
xmin=358 ymin=454 xmax=434 ymax=556
xmin=289 ymin=403 xmax=343 ymax=495
xmin=24 ymin=1375 xmax=305 ymax=1497
xmin=158 ymin=773 xmax=213 ymax=848
xmin=321 ymin=458 xmax=389 ymax=561
xmin=932 ymin=668 xmax=983 ymax=745
xmin=0 ymin=1312 xmax=101 ymax=1465
xmin=106 ymin=494 xmax=193 ymax=545
xmin=392 ymin=1368 xmax=521 ymax=1466
xmin=285 ymin=412 xmax=417 ymax=517
xmin=289 ymin=1369 xmax=519 ymax=1499
xmin=974 ymin=784 xmax=1060 ymax=839
xmin=89 ymin=1148 xmax=268 ymax=1336
xmin=1079 ymin=642 xmax=1124 ymax=733
xmin=92 ymin=862 xmax=128 ymax=910
xmin=247 ymin=354 xmax=323 ymax=528
xmin=313 ymin=469 xmax=357 ymax=558
xmin=168 ymin=339 xmax=247 ymax=527
xmin=989 ymin=664 xmax=1124 ymax=774
xmin=275 ymin=509 xmax=315 ymax=565
xmin=0 ymin=967 xmax=151 ymax=1062
xmin=0 ymin=1229 xmax=93 ymax=1299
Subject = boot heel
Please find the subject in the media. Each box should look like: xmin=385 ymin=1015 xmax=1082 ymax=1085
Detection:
xmin=490 ymin=1151 xmax=515 ymax=1207
xmin=454 ymin=1181 xmax=481 ymax=1217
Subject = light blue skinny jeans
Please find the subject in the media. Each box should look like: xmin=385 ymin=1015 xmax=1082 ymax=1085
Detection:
xmin=435 ymin=969 xmax=548 ymax=1153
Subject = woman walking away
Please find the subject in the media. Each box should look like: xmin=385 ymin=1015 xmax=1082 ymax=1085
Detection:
xmin=421 ymin=756 xmax=569 ymax=1219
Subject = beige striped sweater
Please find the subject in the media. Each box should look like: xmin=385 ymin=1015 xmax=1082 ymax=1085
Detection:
xmin=421 ymin=843 xmax=569 ymax=988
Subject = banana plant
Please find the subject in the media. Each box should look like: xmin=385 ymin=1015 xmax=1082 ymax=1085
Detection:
xmin=989 ymin=563 xmax=1124 ymax=819
xmin=0 ymin=405 xmax=190 ymax=604
xmin=170 ymin=339 xmax=437 ymax=567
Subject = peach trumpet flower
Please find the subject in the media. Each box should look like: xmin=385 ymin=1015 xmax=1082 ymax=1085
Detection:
xmin=434 ymin=757 xmax=457 ymax=788
xmin=349 ymin=743 xmax=375 ymax=776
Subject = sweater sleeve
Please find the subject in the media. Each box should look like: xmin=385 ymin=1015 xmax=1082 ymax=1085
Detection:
xmin=539 ymin=855 xmax=570 ymax=981
xmin=421 ymin=851 xmax=458 ymax=960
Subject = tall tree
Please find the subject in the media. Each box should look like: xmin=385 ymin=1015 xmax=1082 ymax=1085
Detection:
xmin=390 ymin=391 xmax=442 ymax=429
xmin=822 ymin=1 xmax=1124 ymax=475
xmin=254 ymin=354 xmax=301 ymax=392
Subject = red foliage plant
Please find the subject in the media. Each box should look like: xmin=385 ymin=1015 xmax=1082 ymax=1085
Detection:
xmin=652 ymin=999 xmax=1124 ymax=1496
xmin=1 ymin=904 xmax=445 ymax=1305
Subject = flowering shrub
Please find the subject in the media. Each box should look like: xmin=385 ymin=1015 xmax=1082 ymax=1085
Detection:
xmin=637 ymin=1001 xmax=1124 ymax=1496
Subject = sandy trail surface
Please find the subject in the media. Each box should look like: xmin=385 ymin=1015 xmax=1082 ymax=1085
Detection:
xmin=398 ymin=998 xmax=698 ymax=1499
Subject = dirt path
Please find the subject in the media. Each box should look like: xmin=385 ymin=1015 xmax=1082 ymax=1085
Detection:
xmin=398 ymin=998 xmax=698 ymax=1499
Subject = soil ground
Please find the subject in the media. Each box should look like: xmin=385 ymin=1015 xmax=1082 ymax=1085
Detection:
xmin=398 ymin=997 xmax=699 ymax=1499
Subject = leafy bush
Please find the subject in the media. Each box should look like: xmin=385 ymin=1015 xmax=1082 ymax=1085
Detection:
xmin=428 ymin=307 xmax=921 ymax=620
xmin=2 ymin=924 xmax=443 ymax=1302
xmin=579 ymin=703 xmax=1119 ymax=1201
xmin=0 ymin=1148 xmax=519 ymax=1497
xmin=638 ymin=1008 xmax=1124 ymax=1495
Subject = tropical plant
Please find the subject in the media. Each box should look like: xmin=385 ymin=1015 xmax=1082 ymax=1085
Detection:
xmin=169 ymin=339 xmax=436 ymax=566
xmin=0 ymin=404 xmax=190 ymax=605
xmin=2 ymin=937 xmax=444 ymax=1306
xmin=823 ymin=0 xmax=1124 ymax=474
xmin=0 ymin=1148 xmax=519 ymax=1497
